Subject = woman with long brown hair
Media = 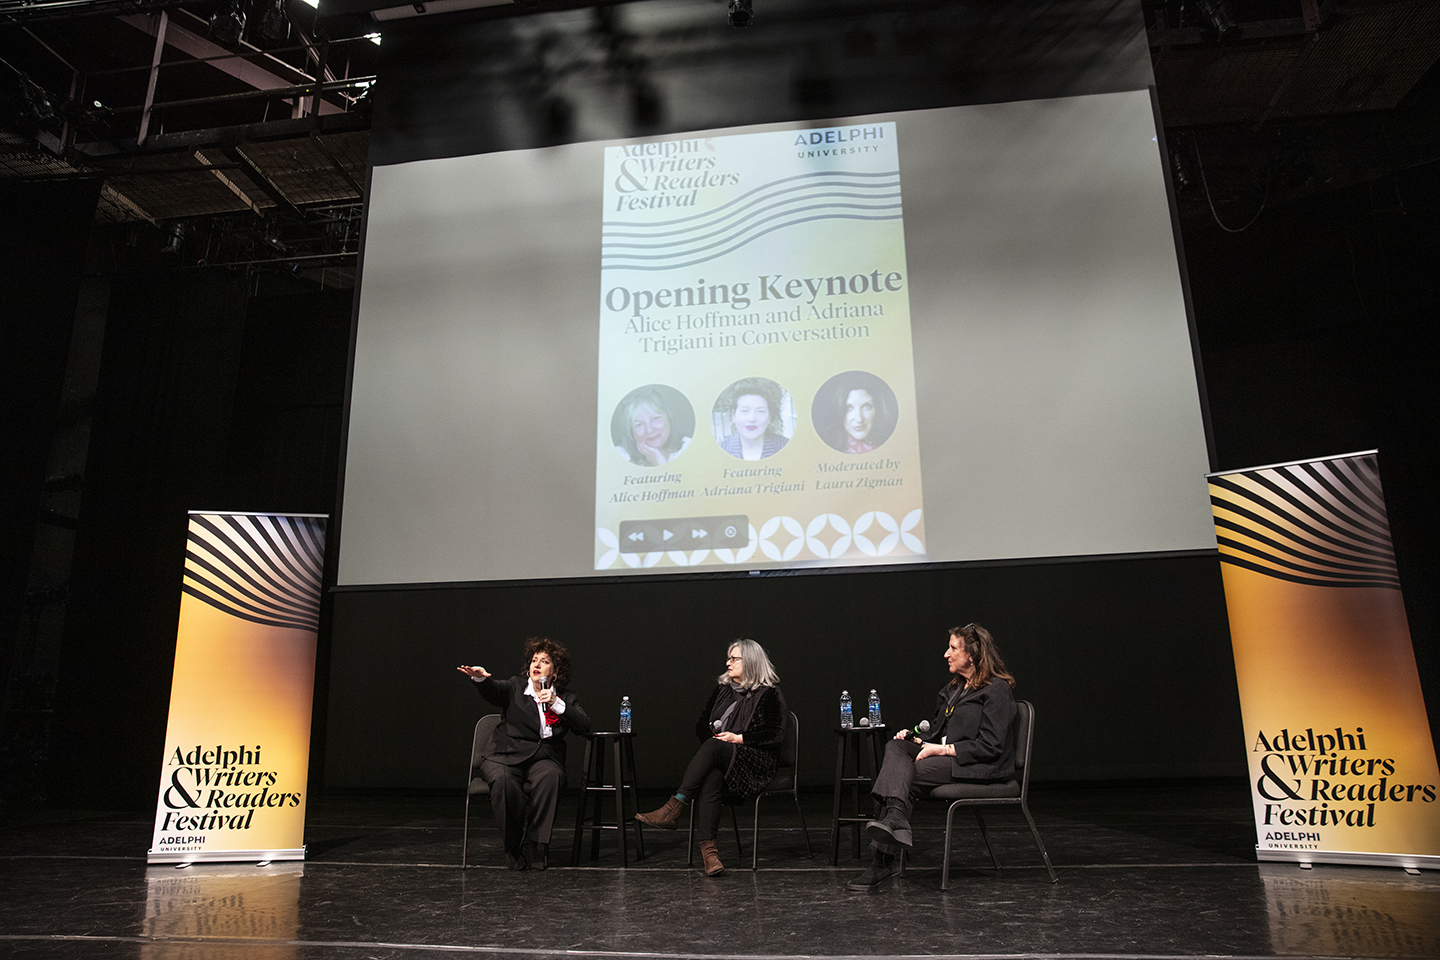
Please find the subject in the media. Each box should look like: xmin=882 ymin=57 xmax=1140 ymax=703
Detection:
xmin=848 ymin=623 xmax=1017 ymax=891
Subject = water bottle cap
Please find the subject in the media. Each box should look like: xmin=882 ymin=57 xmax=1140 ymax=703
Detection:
xmin=842 ymin=690 xmax=849 ymax=695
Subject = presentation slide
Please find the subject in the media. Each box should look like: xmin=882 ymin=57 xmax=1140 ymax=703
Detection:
xmin=595 ymin=122 xmax=924 ymax=570
xmin=339 ymin=90 xmax=1216 ymax=586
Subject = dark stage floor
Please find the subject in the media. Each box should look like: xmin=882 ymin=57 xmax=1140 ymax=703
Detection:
xmin=2 ymin=781 xmax=1438 ymax=959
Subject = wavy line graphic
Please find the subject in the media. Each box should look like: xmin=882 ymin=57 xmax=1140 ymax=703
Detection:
xmin=1209 ymin=454 xmax=1399 ymax=589
xmin=603 ymin=169 xmax=900 ymax=231
xmin=182 ymin=513 xmax=327 ymax=631
xmin=602 ymin=170 xmax=902 ymax=271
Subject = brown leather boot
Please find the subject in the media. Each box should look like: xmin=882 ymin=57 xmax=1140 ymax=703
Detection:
xmin=699 ymin=839 xmax=725 ymax=876
xmin=635 ymin=796 xmax=684 ymax=829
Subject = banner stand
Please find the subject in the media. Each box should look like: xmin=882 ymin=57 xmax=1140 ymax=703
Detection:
xmin=148 ymin=511 xmax=328 ymax=865
xmin=1209 ymin=451 xmax=1439 ymax=871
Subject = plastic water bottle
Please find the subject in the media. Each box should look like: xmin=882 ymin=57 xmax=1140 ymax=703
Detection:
xmin=840 ymin=690 xmax=853 ymax=728
xmin=619 ymin=696 xmax=632 ymax=733
xmin=869 ymin=689 xmax=882 ymax=727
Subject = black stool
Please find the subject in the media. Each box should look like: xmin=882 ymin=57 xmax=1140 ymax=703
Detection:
xmin=829 ymin=724 xmax=887 ymax=863
xmin=571 ymin=731 xmax=646 ymax=866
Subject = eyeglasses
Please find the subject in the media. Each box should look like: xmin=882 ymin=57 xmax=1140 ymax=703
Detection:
xmin=725 ymin=656 xmax=742 ymax=663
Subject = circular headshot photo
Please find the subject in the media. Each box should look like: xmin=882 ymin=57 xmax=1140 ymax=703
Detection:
xmin=811 ymin=371 xmax=899 ymax=454
xmin=712 ymin=377 xmax=794 ymax=461
xmin=611 ymin=384 xmax=695 ymax=467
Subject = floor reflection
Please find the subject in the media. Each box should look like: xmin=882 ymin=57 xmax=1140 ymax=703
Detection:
xmin=1261 ymin=863 xmax=1440 ymax=957
xmin=142 ymin=862 xmax=302 ymax=960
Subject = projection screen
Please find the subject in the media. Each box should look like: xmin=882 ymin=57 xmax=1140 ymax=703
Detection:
xmin=339 ymin=89 xmax=1215 ymax=586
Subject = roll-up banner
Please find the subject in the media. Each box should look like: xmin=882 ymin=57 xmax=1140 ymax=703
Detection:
xmin=148 ymin=511 xmax=328 ymax=864
xmin=1209 ymin=451 xmax=1440 ymax=869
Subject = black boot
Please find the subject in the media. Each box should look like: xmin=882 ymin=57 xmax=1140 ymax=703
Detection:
xmin=847 ymin=848 xmax=899 ymax=891
xmin=865 ymin=798 xmax=913 ymax=849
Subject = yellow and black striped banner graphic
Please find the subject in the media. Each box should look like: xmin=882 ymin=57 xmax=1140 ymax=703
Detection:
xmin=1210 ymin=454 xmax=1399 ymax=589
xmin=149 ymin=512 xmax=327 ymax=864
xmin=1210 ymin=452 xmax=1439 ymax=868
xmin=182 ymin=513 xmax=325 ymax=631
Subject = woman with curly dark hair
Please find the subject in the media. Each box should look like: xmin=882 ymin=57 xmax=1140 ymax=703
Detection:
xmin=457 ymin=637 xmax=590 ymax=870
xmin=716 ymin=377 xmax=789 ymax=460
xmin=848 ymin=623 xmax=1016 ymax=891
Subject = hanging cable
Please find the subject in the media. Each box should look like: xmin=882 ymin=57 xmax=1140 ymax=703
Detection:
xmin=1196 ymin=140 xmax=1270 ymax=233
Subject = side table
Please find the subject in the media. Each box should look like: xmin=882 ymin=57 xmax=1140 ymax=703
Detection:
xmin=571 ymin=731 xmax=646 ymax=866
xmin=830 ymin=724 xmax=887 ymax=863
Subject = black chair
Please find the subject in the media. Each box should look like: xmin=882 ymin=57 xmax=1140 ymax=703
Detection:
xmin=461 ymin=714 xmax=502 ymax=868
xmin=909 ymin=699 xmax=1057 ymax=889
xmin=687 ymin=710 xmax=812 ymax=870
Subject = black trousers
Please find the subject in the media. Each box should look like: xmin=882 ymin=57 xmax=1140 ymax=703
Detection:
xmin=870 ymin=738 xmax=956 ymax=820
xmin=480 ymin=748 xmax=564 ymax=854
xmin=677 ymin=738 xmax=736 ymax=841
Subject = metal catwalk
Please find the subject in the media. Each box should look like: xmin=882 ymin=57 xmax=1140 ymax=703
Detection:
xmin=3 ymin=781 xmax=1438 ymax=959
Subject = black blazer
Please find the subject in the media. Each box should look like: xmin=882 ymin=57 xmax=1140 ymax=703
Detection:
xmin=474 ymin=675 xmax=591 ymax=766
xmin=923 ymin=677 xmax=1016 ymax=781
xmin=693 ymin=683 xmax=787 ymax=799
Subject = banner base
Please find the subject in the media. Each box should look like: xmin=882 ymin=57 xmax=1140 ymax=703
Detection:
xmin=1257 ymin=848 xmax=1438 ymax=871
xmin=147 ymin=847 xmax=305 ymax=865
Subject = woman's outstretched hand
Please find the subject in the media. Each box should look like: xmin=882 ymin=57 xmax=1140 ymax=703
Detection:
xmin=456 ymin=665 xmax=490 ymax=680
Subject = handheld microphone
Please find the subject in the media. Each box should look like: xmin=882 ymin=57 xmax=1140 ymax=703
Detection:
xmin=916 ymin=720 xmax=931 ymax=735
xmin=540 ymin=675 xmax=552 ymax=691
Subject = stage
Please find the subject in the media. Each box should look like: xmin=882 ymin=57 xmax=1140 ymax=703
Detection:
xmin=3 ymin=780 xmax=1438 ymax=959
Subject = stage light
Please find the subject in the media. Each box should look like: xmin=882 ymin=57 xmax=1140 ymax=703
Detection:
xmin=209 ymin=0 xmax=247 ymax=48
xmin=1169 ymin=142 xmax=1191 ymax=191
xmin=160 ymin=222 xmax=186 ymax=257
xmin=542 ymin=95 xmax=573 ymax=141
xmin=631 ymin=81 xmax=662 ymax=128
xmin=256 ymin=0 xmax=291 ymax=46
xmin=727 ymin=0 xmax=752 ymax=28
xmin=16 ymin=76 xmax=56 ymax=121
xmin=1195 ymin=0 xmax=1240 ymax=40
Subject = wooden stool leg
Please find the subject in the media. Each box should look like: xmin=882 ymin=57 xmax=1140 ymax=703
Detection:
xmin=829 ymin=731 xmax=846 ymax=864
xmin=623 ymin=736 xmax=645 ymax=862
xmin=611 ymin=737 xmax=627 ymax=867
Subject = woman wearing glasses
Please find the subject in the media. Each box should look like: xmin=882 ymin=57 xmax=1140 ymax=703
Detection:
xmin=848 ymin=622 xmax=1017 ymax=891
xmin=634 ymin=638 xmax=787 ymax=877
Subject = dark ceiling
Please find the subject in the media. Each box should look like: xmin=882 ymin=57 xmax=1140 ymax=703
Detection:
xmin=2 ymin=0 xmax=1438 ymax=277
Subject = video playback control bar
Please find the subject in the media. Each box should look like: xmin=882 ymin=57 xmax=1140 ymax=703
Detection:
xmin=618 ymin=515 xmax=749 ymax=551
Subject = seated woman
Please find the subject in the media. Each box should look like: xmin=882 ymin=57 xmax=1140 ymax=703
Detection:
xmin=848 ymin=622 xmax=1016 ymax=891
xmin=633 ymin=638 xmax=787 ymax=876
xmin=615 ymin=386 xmax=691 ymax=466
xmin=456 ymin=637 xmax=591 ymax=870
xmin=717 ymin=378 xmax=789 ymax=460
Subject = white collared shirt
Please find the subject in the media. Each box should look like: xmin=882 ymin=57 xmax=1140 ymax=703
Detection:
xmin=522 ymin=678 xmax=565 ymax=738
